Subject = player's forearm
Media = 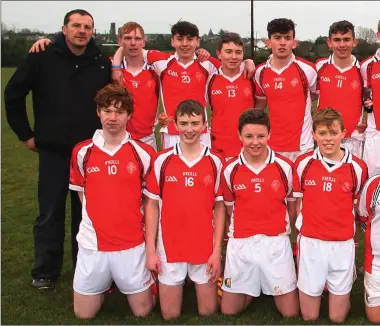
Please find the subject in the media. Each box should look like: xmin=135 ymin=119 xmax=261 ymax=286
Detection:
xmin=287 ymin=199 xmax=297 ymax=233
xmin=144 ymin=198 xmax=159 ymax=253
xmin=112 ymin=47 xmax=124 ymax=65
xmin=255 ymin=98 xmax=267 ymax=110
xmin=78 ymin=192 xmax=83 ymax=204
xmin=225 ymin=205 xmax=233 ymax=239
xmin=213 ymin=201 xmax=226 ymax=252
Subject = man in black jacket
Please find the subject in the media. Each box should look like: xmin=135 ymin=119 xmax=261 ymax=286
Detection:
xmin=4 ymin=9 xmax=111 ymax=289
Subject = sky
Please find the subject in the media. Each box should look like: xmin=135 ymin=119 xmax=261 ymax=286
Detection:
xmin=1 ymin=1 xmax=380 ymax=41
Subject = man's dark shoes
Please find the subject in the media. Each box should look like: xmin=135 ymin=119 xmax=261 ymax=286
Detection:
xmin=32 ymin=278 xmax=53 ymax=289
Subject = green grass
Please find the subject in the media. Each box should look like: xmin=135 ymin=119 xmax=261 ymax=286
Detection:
xmin=1 ymin=67 xmax=370 ymax=324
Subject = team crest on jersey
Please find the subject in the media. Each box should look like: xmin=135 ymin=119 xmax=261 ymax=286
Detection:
xmin=271 ymin=180 xmax=281 ymax=192
xmin=274 ymin=286 xmax=283 ymax=295
xmin=224 ymin=278 xmax=231 ymax=288
xmin=341 ymin=181 xmax=353 ymax=193
xmin=203 ymin=174 xmax=213 ymax=186
xmin=351 ymin=80 xmax=359 ymax=90
xmin=146 ymin=80 xmax=152 ymax=88
xmin=244 ymin=87 xmax=251 ymax=97
xmin=195 ymin=72 xmax=203 ymax=81
xmin=126 ymin=162 xmax=137 ymax=174
xmin=290 ymin=78 xmax=299 ymax=87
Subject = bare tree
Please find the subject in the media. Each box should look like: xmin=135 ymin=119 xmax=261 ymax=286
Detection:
xmin=356 ymin=26 xmax=377 ymax=43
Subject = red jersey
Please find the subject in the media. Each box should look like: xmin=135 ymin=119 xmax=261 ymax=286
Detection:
xmin=144 ymin=143 xmax=224 ymax=264
xmin=147 ymin=51 xmax=220 ymax=135
xmin=69 ymin=130 xmax=154 ymax=251
xmin=255 ymin=54 xmax=317 ymax=152
xmin=222 ymin=147 xmax=293 ymax=238
xmin=293 ymin=147 xmax=368 ymax=241
xmin=120 ymin=58 xmax=160 ymax=139
xmin=361 ymin=50 xmax=380 ymax=133
xmin=316 ymin=55 xmax=363 ymax=137
xmin=358 ymin=174 xmax=380 ymax=274
xmin=207 ymin=69 xmax=255 ymax=158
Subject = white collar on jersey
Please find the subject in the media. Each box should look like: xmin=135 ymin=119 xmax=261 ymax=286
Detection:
xmin=92 ymin=129 xmax=131 ymax=156
xmin=328 ymin=54 xmax=360 ymax=72
xmin=265 ymin=53 xmax=296 ymax=74
xmin=173 ymin=52 xmax=197 ymax=68
xmin=374 ymin=49 xmax=380 ymax=61
xmin=238 ymin=146 xmax=275 ymax=174
xmin=122 ymin=57 xmax=148 ymax=76
xmin=217 ymin=67 xmax=243 ymax=83
xmin=173 ymin=142 xmax=210 ymax=168
xmin=314 ymin=145 xmax=352 ymax=172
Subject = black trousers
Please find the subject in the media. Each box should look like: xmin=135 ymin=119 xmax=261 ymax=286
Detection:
xmin=31 ymin=148 xmax=82 ymax=280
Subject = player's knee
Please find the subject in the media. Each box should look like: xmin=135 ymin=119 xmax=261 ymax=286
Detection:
xmin=301 ymin=311 xmax=319 ymax=322
xmin=161 ymin=307 xmax=181 ymax=321
xmin=367 ymin=313 xmax=380 ymax=324
xmin=221 ymin=303 xmax=241 ymax=316
xmin=198 ymin=305 xmax=218 ymax=317
xmin=74 ymin=307 xmax=97 ymax=320
xmin=280 ymin=307 xmax=299 ymax=318
xmin=329 ymin=312 xmax=346 ymax=324
xmin=132 ymin=301 xmax=153 ymax=318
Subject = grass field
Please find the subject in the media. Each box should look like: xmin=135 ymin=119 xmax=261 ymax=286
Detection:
xmin=1 ymin=67 xmax=371 ymax=324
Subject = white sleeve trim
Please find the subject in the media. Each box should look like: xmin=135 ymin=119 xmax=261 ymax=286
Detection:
xmin=69 ymin=184 xmax=84 ymax=192
xmin=255 ymin=95 xmax=266 ymax=100
xmin=215 ymin=196 xmax=223 ymax=202
xmin=293 ymin=192 xmax=303 ymax=198
xmin=143 ymin=189 xmax=160 ymax=201
xmin=224 ymin=201 xmax=234 ymax=206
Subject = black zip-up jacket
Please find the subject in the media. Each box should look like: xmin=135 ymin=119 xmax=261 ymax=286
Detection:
xmin=4 ymin=33 xmax=111 ymax=155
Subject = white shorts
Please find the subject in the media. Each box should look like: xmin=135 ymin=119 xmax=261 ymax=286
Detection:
xmin=277 ymin=147 xmax=313 ymax=162
xmin=222 ymin=235 xmax=297 ymax=297
xmin=161 ymin=132 xmax=211 ymax=150
xmin=138 ymin=133 xmax=157 ymax=152
xmin=74 ymin=242 xmax=154 ymax=295
xmin=158 ymin=261 xmax=209 ymax=286
xmin=342 ymin=136 xmax=363 ymax=158
xmin=363 ymin=132 xmax=380 ymax=178
xmin=297 ymin=235 xmax=355 ymax=296
xmin=364 ymin=271 xmax=380 ymax=307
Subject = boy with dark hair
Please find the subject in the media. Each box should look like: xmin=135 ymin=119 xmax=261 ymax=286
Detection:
xmin=220 ymin=109 xmax=299 ymax=317
xmin=144 ymin=99 xmax=225 ymax=320
xmin=208 ymin=32 xmax=255 ymax=159
xmin=293 ymin=108 xmax=368 ymax=322
xmin=254 ymin=18 xmax=317 ymax=162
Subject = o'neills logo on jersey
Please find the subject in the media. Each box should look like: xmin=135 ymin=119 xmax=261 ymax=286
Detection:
xmin=87 ymin=166 xmax=100 ymax=173
xmin=168 ymin=70 xmax=178 ymax=77
xmin=126 ymin=162 xmax=137 ymax=174
xmin=305 ymin=180 xmax=316 ymax=186
xmin=165 ymin=176 xmax=178 ymax=182
xmin=351 ymin=80 xmax=359 ymax=90
xmin=212 ymin=89 xmax=222 ymax=95
xmin=234 ymin=184 xmax=246 ymax=190
xmin=203 ymin=174 xmax=213 ymax=186
xmin=271 ymin=180 xmax=281 ymax=191
xmin=290 ymin=78 xmax=299 ymax=87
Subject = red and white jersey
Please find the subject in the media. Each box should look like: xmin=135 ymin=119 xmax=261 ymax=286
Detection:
xmin=361 ymin=49 xmax=380 ymax=133
xmin=316 ymin=55 xmax=363 ymax=137
xmin=207 ymin=68 xmax=255 ymax=158
xmin=144 ymin=143 xmax=223 ymax=264
xmin=69 ymin=130 xmax=154 ymax=251
xmin=254 ymin=54 xmax=317 ymax=152
xmin=120 ymin=58 xmax=160 ymax=139
xmin=293 ymin=147 xmax=368 ymax=241
xmin=222 ymin=147 xmax=293 ymax=238
xmin=146 ymin=50 xmax=221 ymax=135
xmin=358 ymin=174 xmax=380 ymax=274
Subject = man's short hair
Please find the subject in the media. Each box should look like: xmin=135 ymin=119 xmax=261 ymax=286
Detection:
xmin=267 ymin=18 xmax=296 ymax=38
xmin=328 ymin=20 xmax=355 ymax=39
xmin=312 ymin=108 xmax=344 ymax=132
xmin=217 ymin=32 xmax=244 ymax=51
xmin=95 ymin=84 xmax=134 ymax=115
xmin=63 ymin=9 xmax=94 ymax=27
xmin=174 ymin=100 xmax=205 ymax=123
xmin=119 ymin=21 xmax=145 ymax=39
xmin=238 ymin=109 xmax=270 ymax=133
xmin=171 ymin=21 xmax=199 ymax=38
